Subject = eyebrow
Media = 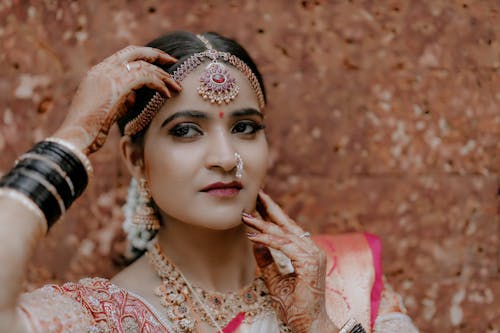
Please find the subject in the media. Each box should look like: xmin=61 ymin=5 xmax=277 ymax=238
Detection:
xmin=231 ymin=108 xmax=263 ymax=119
xmin=160 ymin=108 xmax=263 ymax=128
xmin=160 ymin=111 xmax=208 ymax=128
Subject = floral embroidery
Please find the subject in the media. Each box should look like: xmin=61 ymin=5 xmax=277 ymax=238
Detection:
xmin=19 ymin=277 xmax=167 ymax=333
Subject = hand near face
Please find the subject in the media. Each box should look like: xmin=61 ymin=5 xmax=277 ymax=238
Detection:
xmin=242 ymin=191 xmax=339 ymax=333
xmin=53 ymin=46 xmax=181 ymax=155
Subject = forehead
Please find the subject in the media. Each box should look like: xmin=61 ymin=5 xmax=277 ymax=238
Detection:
xmin=156 ymin=62 xmax=260 ymax=118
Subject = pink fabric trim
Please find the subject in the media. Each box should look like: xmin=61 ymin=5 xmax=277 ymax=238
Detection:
xmin=223 ymin=312 xmax=245 ymax=333
xmin=363 ymin=232 xmax=383 ymax=329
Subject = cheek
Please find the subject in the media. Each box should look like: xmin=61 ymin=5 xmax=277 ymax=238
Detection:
xmin=142 ymin=142 xmax=199 ymax=198
xmin=244 ymin=142 xmax=269 ymax=183
xmin=146 ymin=147 xmax=197 ymax=179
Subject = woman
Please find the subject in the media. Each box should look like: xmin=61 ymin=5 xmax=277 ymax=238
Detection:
xmin=0 ymin=31 xmax=418 ymax=332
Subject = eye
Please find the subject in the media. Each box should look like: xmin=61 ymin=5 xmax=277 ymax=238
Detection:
xmin=169 ymin=123 xmax=203 ymax=138
xmin=232 ymin=121 xmax=266 ymax=135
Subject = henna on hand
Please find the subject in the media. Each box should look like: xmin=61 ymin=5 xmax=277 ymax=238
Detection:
xmin=53 ymin=46 xmax=181 ymax=155
xmin=243 ymin=191 xmax=339 ymax=333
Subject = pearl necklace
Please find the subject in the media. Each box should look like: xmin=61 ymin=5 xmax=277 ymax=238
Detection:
xmin=146 ymin=239 xmax=283 ymax=332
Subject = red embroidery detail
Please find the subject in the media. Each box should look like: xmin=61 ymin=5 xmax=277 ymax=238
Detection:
xmin=54 ymin=278 xmax=167 ymax=332
xmin=326 ymin=286 xmax=352 ymax=312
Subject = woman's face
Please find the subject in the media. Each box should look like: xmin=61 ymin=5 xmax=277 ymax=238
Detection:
xmin=141 ymin=63 xmax=268 ymax=230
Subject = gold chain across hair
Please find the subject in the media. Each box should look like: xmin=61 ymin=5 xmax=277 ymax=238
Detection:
xmin=124 ymin=34 xmax=265 ymax=136
xmin=146 ymin=239 xmax=291 ymax=332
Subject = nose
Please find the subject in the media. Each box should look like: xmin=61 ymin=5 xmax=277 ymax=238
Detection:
xmin=205 ymin=129 xmax=237 ymax=173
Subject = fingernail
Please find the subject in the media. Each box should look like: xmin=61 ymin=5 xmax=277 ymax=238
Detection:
xmin=241 ymin=212 xmax=253 ymax=218
xmin=246 ymin=232 xmax=258 ymax=237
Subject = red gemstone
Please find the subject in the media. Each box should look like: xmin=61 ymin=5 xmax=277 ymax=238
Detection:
xmin=212 ymin=74 xmax=226 ymax=84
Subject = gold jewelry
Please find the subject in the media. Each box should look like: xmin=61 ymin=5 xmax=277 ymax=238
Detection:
xmin=123 ymin=34 xmax=266 ymax=137
xmin=133 ymin=178 xmax=160 ymax=231
xmin=178 ymin=34 xmax=265 ymax=109
xmin=147 ymin=239 xmax=282 ymax=332
xmin=124 ymin=91 xmax=165 ymax=136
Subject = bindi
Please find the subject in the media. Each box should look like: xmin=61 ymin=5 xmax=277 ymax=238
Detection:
xmin=218 ymin=111 xmax=225 ymax=119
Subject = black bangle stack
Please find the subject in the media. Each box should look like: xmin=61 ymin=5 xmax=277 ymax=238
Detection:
xmin=0 ymin=140 xmax=91 ymax=228
xmin=339 ymin=318 xmax=366 ymax=333
xmin=350 ymin=323 xmax=366 ymax=333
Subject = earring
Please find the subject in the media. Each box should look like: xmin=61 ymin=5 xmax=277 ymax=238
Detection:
xmin=235 ymin=152 xmax=243 ymax=179
xmin=133 ymin=178 xmax=160 ymax=231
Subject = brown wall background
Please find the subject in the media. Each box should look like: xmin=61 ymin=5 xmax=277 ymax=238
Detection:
xmin=0 ymin=1 xmax=498 ymax=332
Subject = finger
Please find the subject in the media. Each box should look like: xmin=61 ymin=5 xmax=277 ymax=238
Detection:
xmin=142 ymin=77 xmax=172 ymax=99
xmin=242 ymin=213 xmax=286 ymax=237
xmin=243 ymin=213 xmax=316 ymax=254
xmin=147 ymin=47 xmax=179 ymax=65
xmin=127 ymin=61 xmax=182 ymax=92
xmin=258 ymin=191 xmax=305 ymax=236
xmin=256 ymin=194 xmax=269 ymax=219
xmin=124 ymin=92 xmax=136 ymax=109
xmin=247 ymin=232 xmax=299 ymax=254
xmin=124 ymin=71 xmax=171 ymax=99
xmin=252 ymin=243 xmax=283 ymax=283
xmin=114 ymin=45 xmax=177 ymax=65
xmin=249 ymin=232 xmax=324 ymax=291
xmin=248 ymin=231 xmax=320 ymax=268
xmin=252 ymin=242 xmax=274 ymax=268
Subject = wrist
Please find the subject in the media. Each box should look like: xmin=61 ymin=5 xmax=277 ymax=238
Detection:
xmin=309 ymin=311 xmax=339 ymax=333
xmin=51 ymin=126 xmax=90 ymax=155
xmin=0 ymin=139 xmax=92 ymax=229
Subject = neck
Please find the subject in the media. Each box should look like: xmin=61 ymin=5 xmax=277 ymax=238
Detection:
xmin=154 ymin=217 xmax=256 ymax=293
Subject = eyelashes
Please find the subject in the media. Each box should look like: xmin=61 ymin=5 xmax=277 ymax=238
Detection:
xmin=231 ymin=121 xmax=266 ymax=135
xmin=168 ymin=121 xmax=266 ymax=139
xmin=168 ymin=123 xmax=202 ymax=138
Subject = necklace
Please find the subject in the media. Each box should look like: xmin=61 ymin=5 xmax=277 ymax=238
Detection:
xmin=146 ymin=239 xmax=284 ymax=332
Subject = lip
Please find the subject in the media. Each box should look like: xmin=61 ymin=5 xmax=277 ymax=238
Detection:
xmin=201 ymin=181 xmax=243 ymax=197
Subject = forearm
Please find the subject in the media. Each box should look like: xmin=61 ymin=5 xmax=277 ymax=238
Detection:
xmin=0 ymin=136 xmax=92 ymax=332
xmin=0 ymin=197 xmax=46 ymax=332
xmin=310 ymin=321 xmax=339 ymax=333
xmin=309 ymin=311 xmax=339 ymax=333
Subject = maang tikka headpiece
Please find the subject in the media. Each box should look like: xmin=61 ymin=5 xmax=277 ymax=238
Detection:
xmin=124 ymin=34 xmax=265 ymax=136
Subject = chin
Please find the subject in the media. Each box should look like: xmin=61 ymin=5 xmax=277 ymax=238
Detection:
xmin=158 ymin=194 xmax=257 ymax=231
xmin=194 ymin=211 xmax=246 ymax=231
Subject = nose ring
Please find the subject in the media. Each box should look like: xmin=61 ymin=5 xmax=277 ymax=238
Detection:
xmin=235 ymin=153 xmax=243 ymax=179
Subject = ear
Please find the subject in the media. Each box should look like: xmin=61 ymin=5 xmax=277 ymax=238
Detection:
xmin=120 ymin=135 xmax=145 ymax=180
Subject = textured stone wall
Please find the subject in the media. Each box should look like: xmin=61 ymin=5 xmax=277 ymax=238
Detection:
xmin=0 ymin=1 xmax=498 ymax=331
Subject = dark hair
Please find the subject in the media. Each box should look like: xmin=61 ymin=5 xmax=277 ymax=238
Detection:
xmin=117 ymin=31 xmax=267 ymax=137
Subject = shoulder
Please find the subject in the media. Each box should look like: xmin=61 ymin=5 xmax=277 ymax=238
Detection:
xmin=19 ymin=277 xmax=168 ymax=333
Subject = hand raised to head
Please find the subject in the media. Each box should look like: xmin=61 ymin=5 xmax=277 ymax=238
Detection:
xmin=52 ymin=45 xmax=181 ymax=155
xmin=243 ymin=191 xmax=339 ymax=333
